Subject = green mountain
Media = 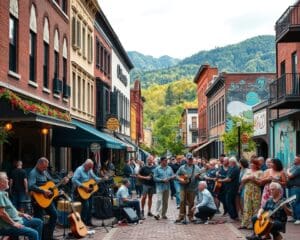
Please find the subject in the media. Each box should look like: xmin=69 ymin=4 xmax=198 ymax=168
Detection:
xmin=129 ymin=35 xmax=276 ymax=88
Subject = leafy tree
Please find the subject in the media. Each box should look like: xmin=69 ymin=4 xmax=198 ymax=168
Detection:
xmin=165 ymin=85 xmax=174 ymax=106
xmin=221 ymin=116 xmax=256 ymax=156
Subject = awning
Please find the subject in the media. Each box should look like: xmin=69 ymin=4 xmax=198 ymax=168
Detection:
xmin=114 ymin=133 xmax=138 ymax=152
xmin=192 ymin=139 xmax=216 ymax=153
xmin=52 ymin=119 xmax=126 ymax=149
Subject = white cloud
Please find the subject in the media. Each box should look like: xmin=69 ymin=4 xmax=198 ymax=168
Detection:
xmin=99 ymin=0 xmax=297 ymax=59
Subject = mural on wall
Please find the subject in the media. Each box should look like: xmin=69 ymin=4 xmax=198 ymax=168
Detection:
xmin=272 ymin=120 xmax=296 ymax=168
xmin=226 ymin=77 xmax=271 ymax=130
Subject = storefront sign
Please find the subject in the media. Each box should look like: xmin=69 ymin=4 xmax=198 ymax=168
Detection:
xmin=253 ymin=109 xmax=267 ymax=136
xmin=106 ymin=116 xmax=120 ymax=131
xmin=90 ymin=143 xmax=101 ymax=153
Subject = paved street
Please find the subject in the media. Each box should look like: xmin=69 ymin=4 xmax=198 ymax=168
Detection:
xmin=53 ymin=192 xmax=300 ymax=240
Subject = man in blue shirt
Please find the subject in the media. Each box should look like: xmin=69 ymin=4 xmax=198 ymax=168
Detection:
xmin=153 ymin=157 xmax=175 ymax=220
xmin=28 ymin=157 xmax=68 ymax=240
xmin=0 ymin=171 xmax=43 ymax=240
xmin=116 ymin=178 xmax=144 ymax=220
xmin=192 ymin=181 xmax=217 ymax=224
xmin=72 ymin=159 xmax=101 ymax=226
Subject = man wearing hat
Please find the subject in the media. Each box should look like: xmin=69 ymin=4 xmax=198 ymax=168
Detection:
xmin=175 ymin=153 xmax=202 ymax=223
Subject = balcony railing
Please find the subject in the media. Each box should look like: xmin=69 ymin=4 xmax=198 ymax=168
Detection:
xmin=189 ymin=124 xmax=198 ymax=131
xmin=276 ymin=5 xmax=300 ymax=42
xmin=269 ymin=73 xmax=300 ymax=108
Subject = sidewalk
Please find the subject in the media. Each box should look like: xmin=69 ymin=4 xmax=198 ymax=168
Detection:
xmin=54 ymin=194 xmax=300 ymax=240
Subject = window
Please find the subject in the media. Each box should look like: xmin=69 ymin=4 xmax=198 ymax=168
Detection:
xmin=77 ymin=76 xmax=81 ymax=110
xmin=54 ymin=51 xmax=59 ymax=78
xmin=104 ymin=50 xmax=107 ymax=75
xmin=91 ymin=84 xmax=94 ymax=115
xmin=43 ymin=42 xmax=49 ymax=88
xmin=192 ymin=116 xmax=197 ymax=128
xmin=9 ymin=16 xmax=18 ymax=72
xmin=62 ymin=57 xmax=67 ymax=86
xmin=192 ymin=132 xmax=198 ymax=143
xmin=96 ymin=39 xmax=100 ymax=67
xmin=87 ymin=82 xmax=90 ymax=113
xmin=82 ymin=79 xmax=85 ymax=112
xmin=72 ymin=17 xmax=76 ymax=46
xmin=105 ymin=89 xmax=110 ymax=113
xmin=29 ymin=30 xmax=36 ymax=81
xmin=72 ymin=72 xmax=76 ymax=107
xmin=62 ymin=0 xmax=67 ymax=14
xmin=76 ymin=19 xmax=81 ymax=48
xmin=82 ymin=26 xmax=86 ymax=57
xmin=108 ymin=54 xmax=111 ymax=77
xmin=100 ymin=45 xmax=103 ymax=70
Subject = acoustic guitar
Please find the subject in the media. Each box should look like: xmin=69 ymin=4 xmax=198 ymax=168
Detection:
xmin=31 ymin=172 xmax=73 ymax=208
xmin=77 ymin=179 xmax=100 ymax=200
xmin=254 ymin=195 xmax=296 ymax=236
xmin=62 ymin=193 xmax=87 ymax=239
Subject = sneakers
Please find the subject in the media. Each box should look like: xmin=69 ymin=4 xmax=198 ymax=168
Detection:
xmin=154 ymin=214 xmax=160 ymax=220
xmin=147 ymin=212 xmax=154 ymax=217
xmin=176 ymin=205 xmax=180 ymax=209
xmin=294 ymin=220 xmax=300 ymax=225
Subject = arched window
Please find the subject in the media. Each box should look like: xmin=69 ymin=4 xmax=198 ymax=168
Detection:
xmin=54 ymin=29 xmax=59 ymax=79
xmin=29 ymin=5 xmax=37 ymax=82
xmin=9 ymin=0 xmax=19 ymax=72
xmin=43 ymin=18 xmax=49 ymax=88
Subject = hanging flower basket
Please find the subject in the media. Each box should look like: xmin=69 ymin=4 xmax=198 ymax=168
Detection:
xmin=0 ymin=88 xmax=71 ymax=121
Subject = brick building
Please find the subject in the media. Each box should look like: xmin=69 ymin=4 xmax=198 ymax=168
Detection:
xmin=268 ymin=0 xmax=300 ymax=167
xmin=0 ymin=0 xmax=72 ymax=171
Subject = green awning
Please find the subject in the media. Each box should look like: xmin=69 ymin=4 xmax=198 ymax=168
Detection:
xmin=52 ymin=119 xmax=126 ymax=149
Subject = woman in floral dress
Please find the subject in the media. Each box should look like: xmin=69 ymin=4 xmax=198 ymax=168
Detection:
xmin=260 ymin=158 xmax=286 ymax=207
xmin=239 ymin=159 xmax=263 ymax=229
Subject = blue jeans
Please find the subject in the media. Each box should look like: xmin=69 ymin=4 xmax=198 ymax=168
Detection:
xmin=11 ymin=191 xmax=28 ymax=210
xmin=75 ymin=194 xmax=93 ymax=225
xmin=174 ymin=180 xmax=181 ymax=206
xmin=33 ymin=201 xmax=57 ymax=239
xmin=290 ymin=187 xmax=300 ymax=220
xmin=0 ymin=217 xmax=43 ymax=240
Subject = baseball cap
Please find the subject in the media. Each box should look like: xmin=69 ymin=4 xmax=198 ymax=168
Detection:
xmin=186 ymin=153 xmax=193 ymax=159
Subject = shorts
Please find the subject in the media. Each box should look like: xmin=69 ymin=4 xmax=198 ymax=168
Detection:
xmin=142 ymin=184 xmax=156 ymax=195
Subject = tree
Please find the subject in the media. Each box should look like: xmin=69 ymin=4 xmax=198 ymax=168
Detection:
xmin=165 ymin=85 xmax=174 ymax=106
xmin=221 ymin=116 xmax=256 ymax=156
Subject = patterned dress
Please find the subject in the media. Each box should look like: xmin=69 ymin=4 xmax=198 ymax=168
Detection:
xmin=241 ymin=169 xmax=263 ymax=228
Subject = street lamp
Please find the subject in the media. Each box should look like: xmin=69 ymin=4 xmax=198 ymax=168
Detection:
xmin=236 ymin=121 xmax=241 ymax=161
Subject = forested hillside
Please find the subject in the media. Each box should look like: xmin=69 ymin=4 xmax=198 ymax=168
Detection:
xmin=129 ymin=35 xmax=275 ymax=88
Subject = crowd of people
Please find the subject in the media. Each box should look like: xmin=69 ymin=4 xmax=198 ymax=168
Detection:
xmin=122 ymin=153 xmax=300 ymax=240
xmin=0 ymin=153 xmax=299 ymax=240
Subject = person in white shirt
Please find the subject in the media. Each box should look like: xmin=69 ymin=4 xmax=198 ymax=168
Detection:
xmin=192 ymin=181 xmax=217 ymax=223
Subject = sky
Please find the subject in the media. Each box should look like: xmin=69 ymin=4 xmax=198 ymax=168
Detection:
xmin=99 ymin=0 xmax=297 ymax=59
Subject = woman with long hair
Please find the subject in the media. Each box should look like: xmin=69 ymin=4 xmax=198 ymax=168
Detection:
xmin=239 ymin=159 xmax=263 ymax=229
xmin=260 ymin=158 xmax=287 ymax=207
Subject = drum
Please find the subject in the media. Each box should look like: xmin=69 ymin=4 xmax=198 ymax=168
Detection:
xmin=57 ymin=201 xmax=82 ymax=226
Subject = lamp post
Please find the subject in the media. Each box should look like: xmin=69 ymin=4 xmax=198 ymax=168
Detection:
xmin=236 ymin=122 xmax=241 ymax=161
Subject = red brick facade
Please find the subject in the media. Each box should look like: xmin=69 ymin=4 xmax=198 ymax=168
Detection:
xmin=130 ymin=80 xmax=144 ymax=144
xmin=0 ymin=0 xmax=70 ymax=110
xmin=194 ymin=65 xmax=218 ymax=145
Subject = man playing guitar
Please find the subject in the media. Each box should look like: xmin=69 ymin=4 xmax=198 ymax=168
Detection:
xmin=246 ymin=182 xmax=292 ymax=240
xmin=72 ymin=159 xmax=101 ymax=226
xmin=175 ymin=153 xmax=202 ymax=223
xmin=28 ymin=157 xmax=69 ymax=240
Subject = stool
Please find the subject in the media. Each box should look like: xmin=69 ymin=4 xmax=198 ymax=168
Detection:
xmin=19 ymin=200 xmax=33 ymax=215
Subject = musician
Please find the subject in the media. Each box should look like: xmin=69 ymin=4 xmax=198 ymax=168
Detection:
xmin=0 ymin=171 xmax=43 ymax=240
xmin=286 ymin=154 xmax=300 ymax=225
xmin=175 ymin=153 xmax=202 ymax=223
xmin=153 ymin=157 xmax=175 ymax=220
xmin=72 ymin=159 xmax=101 ymax=226
xmin=191 ymin=181 xmax=217 ymax=224
xmin=28 ymin=157 xmax=67 ymax=240
xmin=137 ymin=155 xmax=156 ymax=218
xmin=246 ymin=182 xmax=292 ymax=240
xmin=218 ymin=157 xmax=240 ymax=221
xmin=116 ymin=178 xmax=144 ymax=220
xmin=169 ymin=156 xmax=183 ymax=209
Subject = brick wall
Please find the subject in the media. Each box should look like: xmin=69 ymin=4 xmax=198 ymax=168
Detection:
xmin=0 ymin=0 xmax=70 ymax=110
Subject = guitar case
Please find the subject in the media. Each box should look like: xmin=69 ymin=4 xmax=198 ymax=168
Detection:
xmin=122 ymin=207 xmax=139 ymax=223
xmin=93 ymin=196 xmax=113 ymax=219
